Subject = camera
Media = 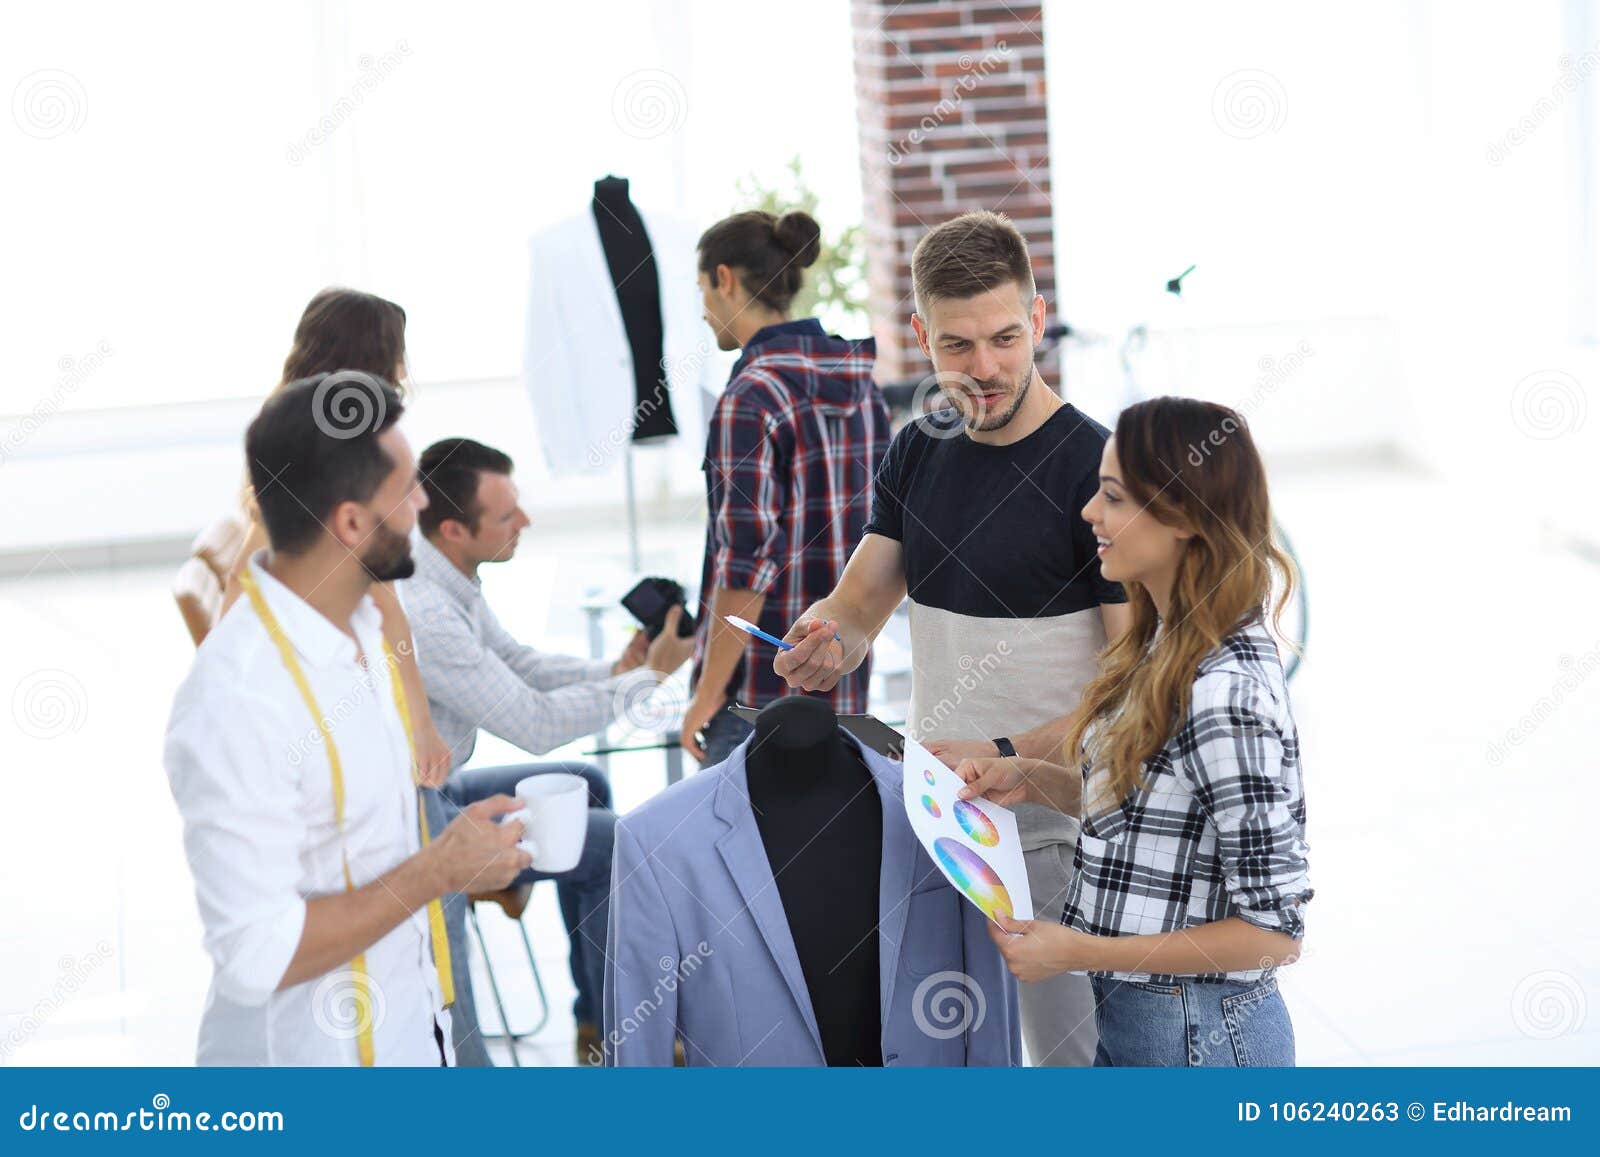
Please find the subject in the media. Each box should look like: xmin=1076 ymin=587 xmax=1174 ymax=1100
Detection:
xmin=620 ymin=576 xmax=696 ymax=640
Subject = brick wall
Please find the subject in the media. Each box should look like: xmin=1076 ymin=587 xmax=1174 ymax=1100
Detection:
xmin=851 ymin=1 xmax=1055 ymax=384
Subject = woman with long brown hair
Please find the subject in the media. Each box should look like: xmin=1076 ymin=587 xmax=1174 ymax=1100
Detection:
xmin=956 ymin=396 xmax=1312 ymax=1066
xmin=221 ymin=288 xmax=453 ymax=784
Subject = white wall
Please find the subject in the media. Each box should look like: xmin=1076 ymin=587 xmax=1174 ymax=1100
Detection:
xmin=1 ymin=0 xmax=863 ymax=556
xmin=6 ymin=1 xmax=1595 ymax=557
xmin=1044 ymin=0 xmax=1596 ymax=542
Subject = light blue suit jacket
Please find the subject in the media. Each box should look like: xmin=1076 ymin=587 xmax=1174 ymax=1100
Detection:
xmin=603 ymin=734 xmax=1021 ymax=1066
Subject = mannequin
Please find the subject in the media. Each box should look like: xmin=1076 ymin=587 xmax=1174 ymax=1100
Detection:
xmin=591 ymin=175 xmax=677 ymax=442
xmin=745 ymin=697 xmax=882 ymax=1067
xmin=523 ymin=180 xmax=715 ymax=476
xmin=604 ymin=697 xmax=1022 ymax=1066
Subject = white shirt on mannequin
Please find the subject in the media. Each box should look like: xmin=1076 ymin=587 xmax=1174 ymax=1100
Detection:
xmin=522 ymin=204 xmax=719 ymax=476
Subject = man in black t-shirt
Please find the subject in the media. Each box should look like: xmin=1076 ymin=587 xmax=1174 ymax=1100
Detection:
xmin=773 ymin=211 xmax=1130 ymax=1067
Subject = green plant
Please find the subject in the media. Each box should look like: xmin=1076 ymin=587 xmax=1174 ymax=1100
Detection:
xmin=733 ymin=155 xmax=869 ymax=334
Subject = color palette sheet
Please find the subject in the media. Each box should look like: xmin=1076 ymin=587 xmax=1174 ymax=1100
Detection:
xmin=901 ymin=738 xmax=1033 ymax=922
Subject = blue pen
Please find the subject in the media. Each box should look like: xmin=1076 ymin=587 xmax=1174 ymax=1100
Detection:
xmin=724 ymin=614 xmax=795 ymax=651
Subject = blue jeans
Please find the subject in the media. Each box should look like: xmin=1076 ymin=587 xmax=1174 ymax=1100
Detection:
xmin=1090 ymin=974 xmax=1295 ymax=1067
xmin=699 ymin=706 xmax=754 ymax=767
xmin=423 ymin=761 xmax=614 ymax=1066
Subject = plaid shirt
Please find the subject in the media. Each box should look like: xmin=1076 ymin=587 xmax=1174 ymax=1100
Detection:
xmin=694 ymin=319 xmax=889 ymax=712
xmin=1062 ymin=619 xmax=1312 ymax=983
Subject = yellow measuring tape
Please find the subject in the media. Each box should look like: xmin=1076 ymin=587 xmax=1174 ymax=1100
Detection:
xmin=238 ymin=568 xmax=454 ymax=1066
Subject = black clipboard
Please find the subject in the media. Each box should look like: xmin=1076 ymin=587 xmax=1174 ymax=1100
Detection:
xmin=729 ymin=705 xmax=906 ymax=759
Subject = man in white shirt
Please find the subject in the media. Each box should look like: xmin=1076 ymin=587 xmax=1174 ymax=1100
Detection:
xmin=164 ymin=373 xmax=527 ymax=1065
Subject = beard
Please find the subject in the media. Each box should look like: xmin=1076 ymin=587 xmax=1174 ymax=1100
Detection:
xmin=360 ymin=521 xmax=416 ymax=583
xmin=959 ymin=361 xmax=1035 ymax=432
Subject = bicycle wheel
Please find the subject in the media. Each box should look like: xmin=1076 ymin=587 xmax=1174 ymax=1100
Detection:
xmin=1269 ymin=516 xmax=1309 ymax=682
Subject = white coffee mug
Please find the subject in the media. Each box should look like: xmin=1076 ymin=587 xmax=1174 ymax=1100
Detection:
xmin=509 ymin=773 xmax=589 ymax=873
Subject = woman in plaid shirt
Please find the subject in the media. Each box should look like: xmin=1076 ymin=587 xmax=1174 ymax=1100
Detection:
xmin=957 ymin=396 xmax=1312 ymax=1066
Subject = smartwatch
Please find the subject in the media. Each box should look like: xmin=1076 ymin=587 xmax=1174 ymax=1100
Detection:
xmin=993 ymin=736 xmax=1018 ymax=759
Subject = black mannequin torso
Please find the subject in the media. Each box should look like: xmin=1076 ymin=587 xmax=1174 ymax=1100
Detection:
xmin=745 ymin=696 xmax=883 ymax=1067
xmin=591 ymin=175 xmax=677 ymax=440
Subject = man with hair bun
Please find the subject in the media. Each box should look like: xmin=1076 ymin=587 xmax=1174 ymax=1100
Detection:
xmin=681 ymin=208 xmax=891 ymax=765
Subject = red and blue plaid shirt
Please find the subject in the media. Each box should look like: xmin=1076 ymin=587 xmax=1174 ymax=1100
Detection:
xmin=693 ymin=319 xmax=890 ymax=712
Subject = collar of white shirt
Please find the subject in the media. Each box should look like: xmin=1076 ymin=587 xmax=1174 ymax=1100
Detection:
xmin=248 ymin=549 xmax=387 ymax=669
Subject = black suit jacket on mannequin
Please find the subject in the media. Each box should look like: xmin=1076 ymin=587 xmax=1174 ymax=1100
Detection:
xmin=591 ymin=175 xmax=677 ymax=441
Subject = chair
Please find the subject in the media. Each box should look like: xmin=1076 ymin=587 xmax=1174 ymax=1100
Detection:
xmin=464 ymin=885 xmax=551 ymax=1067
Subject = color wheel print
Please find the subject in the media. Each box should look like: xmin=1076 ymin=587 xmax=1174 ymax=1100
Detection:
xmin=920 ymin=794 xmax=941 ymax=818
xmin=953 ymin=800 xmax=1000 ymax=847
xmin=933 ymin=837 xmax=1013 ymax=921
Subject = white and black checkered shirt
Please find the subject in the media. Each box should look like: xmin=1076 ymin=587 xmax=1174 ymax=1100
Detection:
xmin=1062 ymin=619 xmax=1311 ymax=983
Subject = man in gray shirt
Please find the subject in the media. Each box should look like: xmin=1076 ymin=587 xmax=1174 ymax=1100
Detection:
xmin=400 ymin=437 xmax=692 ymax=1064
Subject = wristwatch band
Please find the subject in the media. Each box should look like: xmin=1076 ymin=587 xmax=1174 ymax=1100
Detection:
xmin=993 ymin=736 xmax=1018 ymax=759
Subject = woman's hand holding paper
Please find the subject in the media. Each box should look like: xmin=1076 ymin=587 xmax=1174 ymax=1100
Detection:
xmin=986 ymin=915 xmax=1100 ymax=982
xmin=955 ymin=756 xmax=1081 ymax=816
